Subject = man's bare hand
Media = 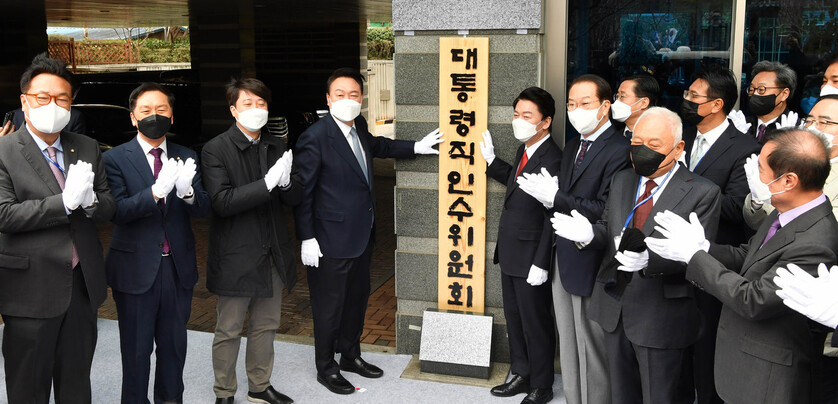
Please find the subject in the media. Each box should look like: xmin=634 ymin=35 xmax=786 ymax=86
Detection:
xmin=0 ymin=121 xmax=15 ymax=137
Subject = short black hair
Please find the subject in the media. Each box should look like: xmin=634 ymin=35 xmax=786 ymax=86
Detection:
xmin=693 ymin=65 xmax=738 ymax=114
xmin=129 ymin=82 xmax=175 ymax=112
xmin=570 ymin=74 xmax=612 ymax=103
xmin=764 ymin=128 xmax=830 ymax=191
xmin=20 ymin=52 xmax=77 ymax=96
xmin=226 ymin=77 xmax=272 ymax=107
xmin=623 ymin=74 xmax=660 ymax=107
xmin=513 ymin=87 xmax=556 ymax=131
xmin=327 ymin=67 xmax=365 ymax=94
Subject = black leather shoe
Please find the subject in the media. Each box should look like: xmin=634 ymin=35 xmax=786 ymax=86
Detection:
xmin=521 ymin=388 xmax=553 ymax=404
xmin=490 ymin=374 xmax=530 ymax=397
xmin=247 ymin=385 xmax=294 ymax=404
xmin=215 ymin=398 xmax=234 ymax=404
xmin=317 ymin=372 xmax=355 ymax=395
xmin=339 ymin=356 xmax=384 ymax=378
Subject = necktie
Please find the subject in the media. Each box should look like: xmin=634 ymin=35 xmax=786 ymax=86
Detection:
xmin=349 ymin=127 xmax=369 ymax=184
xmin=573 ymin=140 xmax=592 ymax=175
xmin=47 ymin=146 xmax=80 ymax=269
xmin=632 ymin=179 xmax=657 ymax=230
xmin=516 ymin=150 xmax=529 ymax=177
xmin=149 ymin=148 xmax=170 ymax=254
xmin=761 ymin=217 xmax=781 ymax=247
xmin=689 ymin=134 xmax=706 ymax=171
xmin=625 ymin=130 xmax=633 ymax=140
xmin=756 ymin=124 xmax=766 ymax=142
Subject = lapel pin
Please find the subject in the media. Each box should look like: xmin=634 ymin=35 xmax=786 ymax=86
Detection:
xmin=176 ymin=156 xmax=181 ymax=161
xmin=70 ymin=148 xmax=75 ymax=153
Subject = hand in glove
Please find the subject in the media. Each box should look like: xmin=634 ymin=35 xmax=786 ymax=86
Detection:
xmin=76 ymin=162 xmax=96 ymax=208
xmin=479 ymin=130 xmax=495 ymax=165
xmin=62 ymin=162 xmax=89 ymax=211
xmin=644 ymin=210 xmax=710 ymax=264
xmin=777 ymin=111 xmax=800 ymax=129
xmin=517 ymin=167 xmax=559 ymax=208
xmin=728 ymin=109 xmax=752 ymax=133
xmin=301 ymin=238 xmax=323 ymax=268
xmin=550 ymin=210 xmax=594 ymax=244
xmin=615 ymin=250 xmax=648 ymax=273
xmin=526 ymin=265 xmax=548 ymax=286
xmin=774 ymin=263 xmax=838 ymax=329
xmin=175 ymin=157 xmax=197 ymax=198
xmin=151 ymin=157 xmax=179 ymax=200
xmin=414 ymin=128 xmax=444 ymax=155
xmin=265 ymin=150 xmax=292 ymax=191
xmin=744 ymin=153 xmax=771 ymax=205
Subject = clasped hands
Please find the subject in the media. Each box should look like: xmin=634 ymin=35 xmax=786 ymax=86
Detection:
xmin=152 ymin=157 xmax=198 ymax=200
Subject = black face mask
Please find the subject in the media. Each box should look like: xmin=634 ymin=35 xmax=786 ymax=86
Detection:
xmin=630 ymin=144 xmax=675 ymax=177
xmin=679 ymin=99 xmax=710 ymax=126
xmin=137 ymin=114 xmax=171 ymax=139
xmin=748 ymin=94 xmax=778 ymax=116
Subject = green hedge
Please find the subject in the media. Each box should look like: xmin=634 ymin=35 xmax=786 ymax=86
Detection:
xmin=367 ymin=27 xmax=393 ymax=60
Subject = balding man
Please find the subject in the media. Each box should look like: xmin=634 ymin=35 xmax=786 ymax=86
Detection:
xmin=647 ymin=128 xmax=838 ymax=404
xmin=550 ymin=107 xmax=721 ymax=403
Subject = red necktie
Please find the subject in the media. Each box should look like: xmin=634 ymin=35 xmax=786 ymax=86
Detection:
xmin=632 ymin=180 xmax=657 ymax=230
xmin=516 ymin=151 xmax=529 ymax=177
xmin=47 ymin=147 xmax=80 ymax=269
xmin=149 ymin=148 xmax=170 ymax=254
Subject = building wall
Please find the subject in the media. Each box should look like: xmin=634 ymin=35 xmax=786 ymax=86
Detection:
xmin=391 ymin=0 xmax=545 ymax=363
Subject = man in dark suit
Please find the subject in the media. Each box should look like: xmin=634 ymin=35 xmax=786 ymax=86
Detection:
xmin=679 ymin=65 xmax=761 ymax=404
xmin=202 ymin=77 xmax=301 ymax=404
xmin=103 ymin=83 xmax=210 ymax=404
xmin=294 ymin=68 xmax=442 ymax=395
xmin=0 ymin=53 xmax=115 ymax=403
xmin=736 ymin=61 xmax=799 ymax=143
xmin=479 ymin=87 xmax=562 ymax=404
xmin=552 ymin=107 xmax=721 ymax=403
xmin=518 ymin=75 xmax=630 ymax=404
xmin=647 ymin=128 xmax=838 ymax=404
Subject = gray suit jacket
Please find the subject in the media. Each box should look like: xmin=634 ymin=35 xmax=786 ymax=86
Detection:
xmin=0 ymin=127 xmax=115 ymax=318
xmin=586 ymin=164 xmax=721 ymax=349
xmin=687 ymin=199 xmax=838 ymax=404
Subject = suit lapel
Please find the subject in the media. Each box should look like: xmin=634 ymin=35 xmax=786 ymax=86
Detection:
xmin=642 ymin=167 xmax=690 ymax=234
xmin=125 ymin=138 xmax=156 ymax=186
xmin=560 ymin=137 xmax=578 ymax=190
xmin=683 ymin=127 xmax=697 ymax=167
xmin=743 ymin=201 xmax=832 ymax=269
xmin=61 ymin=131 xmax=79 ymax=169
xmin=504 ymin=145 xmax=526 ymax=201
xmin=693 ymin=126 xmax=734 ymax=174
xmin=18 ymin=130 xmax=63 ymax=195
xmin=326 ymin=118 xmax=370 ymax=187
xmin=570 ymin=127 xmax=614 ymax=188
xmin=618 ymin=170 xmax=641 ymax=233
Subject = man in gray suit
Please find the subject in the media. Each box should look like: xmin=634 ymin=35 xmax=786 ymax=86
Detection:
xmin=647 ymin=127 xmax=838 ymax=404
xmin=0 ymin=54 xmax=115 ymax=403
xmin=550 ymin=107 xmax=721 ymax=403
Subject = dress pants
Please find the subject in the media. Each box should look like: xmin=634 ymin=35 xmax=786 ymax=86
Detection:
xmin=212 ymin=266 xmax=283 ymax=397
xmin=113 ymin=256 xmax=192 ymax=404
xmin=501 ymin=271 xmax=555 ymax=389
xmin=677 ymin=290 xmax=723 ymax=404
xmin=308 ymin=236 xmax=373 ymax=376
xmin=2 ymin=266 xmax=97 ymax=404
xmin=553 ymin=263 xmax=611 ymax=404
xmin=604 ymin=317 xmax=686 ymax=404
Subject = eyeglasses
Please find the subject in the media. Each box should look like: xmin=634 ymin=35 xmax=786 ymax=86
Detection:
xmin=613 ymin=93 xmax=636 ymax=102
xmin=747 ymin=85 xmax=785 ymax=96
xmin=567 ymin=100 xmax=601 ymax=111
xmin=803 ymin=118 xmax=838 ymax=130
xmin=24 ymin=93 xmax=72 ymax=108
xmin=683 ymin=90 xmax=714 ymax=101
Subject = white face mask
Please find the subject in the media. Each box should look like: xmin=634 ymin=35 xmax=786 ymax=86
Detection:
xmin=568 ymin=103 xmax=604 ymax=135
xmin=821 ymin=85 xmax=838 ymax=97
xmin=806 ymin=124 xmax=836 ymax=148
xmin=512 ymin=118 xmax=543 ymax=143
xmin=235 ymin=107 xmax=269 ymax=132
xmin=25 ymin=99 xmax=71 ymax=134
xmin=750 ymin=172 xmax=788 ymax=205
xmin=610 ymin=99 xmax=643 ymax=122
xmin=329 ymin=98 xmax=361 ymax=122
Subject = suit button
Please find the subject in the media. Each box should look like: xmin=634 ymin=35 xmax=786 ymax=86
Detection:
xmin=369 ymin=208 xmax=373 ymax=212
xmin=158 ymin=242 xmax=164 ymax=248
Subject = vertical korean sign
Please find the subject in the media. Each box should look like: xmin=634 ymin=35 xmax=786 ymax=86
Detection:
xmin=438 ymin=37 xmax=488 ymax=313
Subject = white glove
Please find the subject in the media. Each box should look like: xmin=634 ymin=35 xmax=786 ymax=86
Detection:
xmin=479 ymin=130 xmax=495 ymax=165
xmin=175 ymin=158 xmax=197 ymax=198
xmin=517 ymin=167 xmax=559 ymax=208
xmin=777 ymin=111 xmax=799 ymax=129
xmin=265 ymin=150 xmax=292 ymax=191
xmin=644 ymin=210 xmax=710 ymax=263
xmin=775 ymin=263 xmax=838 ymax=329
xmin=71 ymin=161 xmax=96 ymax=208
xmin=151 ymin=158 xmax=179 ymax=200
xmin=550 ymin=210 xmax=594 ymax=244
xmin=414 ymin=128 xmax=444 ymax=155
xmin=728 ymin=109 xmax=752 ymax=133
xmin=62 ymin=162 xmax=89 ymax=211
xmin=744 ymin=153 xmax=771 ymax=205
xmin=526 ymin=265 xmax=548 ymax=286
xmin=301 ymin=238 xmax=323 ymax=268
xmin=615 ymin=250 xmax=649 ymax=273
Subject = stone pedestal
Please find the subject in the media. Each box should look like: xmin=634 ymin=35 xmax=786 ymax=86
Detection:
xmin=419 ymin=309 xmax=493 ymax=379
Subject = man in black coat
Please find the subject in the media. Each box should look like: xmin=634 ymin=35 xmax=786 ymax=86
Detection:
xmin=201 ymin=77 xmax=302 ymax=404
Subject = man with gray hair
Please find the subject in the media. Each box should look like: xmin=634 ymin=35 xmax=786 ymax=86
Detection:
xmin=549 ymin=107 xmax=722 ymax=403
xmin=742 ymin=61 xmax=799 ymax=143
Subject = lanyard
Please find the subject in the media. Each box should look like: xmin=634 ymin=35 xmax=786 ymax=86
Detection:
xmin=621 ymin=166 xmax=676 ymax=232
xmin=41 ymin=149 xmax=65 ymax=176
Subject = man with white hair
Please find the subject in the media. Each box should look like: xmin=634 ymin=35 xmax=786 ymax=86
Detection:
xmin=549 ymin=107 xmax=722 ymax=403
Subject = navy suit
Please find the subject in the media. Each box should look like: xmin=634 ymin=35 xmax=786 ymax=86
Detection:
xmin=103 ymin=137 xmax=209 ymax=404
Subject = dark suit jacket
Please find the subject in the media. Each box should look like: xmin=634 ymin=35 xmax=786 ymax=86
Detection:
xmin=745 ymin=108 xmax=795 ymax=144
xmin=294 ymin=115 xmax=414 ymax=259
xmin=0 ymin=127 xmax=115 ymax=318
xmin=103 ymin=138 xmax=210 ymax=294
xmin=553 ymin=125 xmax=631 ymax=296
xmin=684 ymin=120 xmax=760 ymax=246
xmin=487 ymin=137 xmax=562 ymax=277
xmin=687 ymin=199 xmax=838 ymax=404
xmin=586 ymin=165 xmax=721 ymax=349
